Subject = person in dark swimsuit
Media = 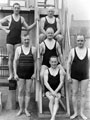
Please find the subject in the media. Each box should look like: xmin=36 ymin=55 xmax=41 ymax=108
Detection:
xmin=44 ymin=56 xmax=64 ymax=120
xmin=13 ymin=34 xmax=36 ymax=116
xmin=0 ymin=3 xmax=36 ymax=80
xmin=67 ymin=34 xmax=90 ymax=120
xmin=40 ymin=27 xmax=65 ymax=93
xmin=39 ymin=7 xmax=63 ymax=43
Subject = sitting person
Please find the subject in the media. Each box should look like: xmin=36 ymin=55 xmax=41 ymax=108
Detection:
xmin=39 ymin=7 xmax=63 ymax=44
xmin=13 ymin=34 xmax=36 ymax=117
xmin=44 ymin=56 xmax=64 ymax=120
xmin=40 ymin=27 xmax=65 ymax=93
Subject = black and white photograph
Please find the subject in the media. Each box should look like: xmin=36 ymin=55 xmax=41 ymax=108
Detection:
xmin=0 ymin=0 xmax=90 ymax=120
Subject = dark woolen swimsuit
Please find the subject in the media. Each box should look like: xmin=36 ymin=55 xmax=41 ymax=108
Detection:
xmin=42 ymin=41 xmax=58 ymax=67
xmin=7 ymin=15 xmax=22 ymax=45
xmin=45 ymin=69 xmax=61 ymax=93
xmin=71 ymin=48 xmax=89 ymax=81
xmin=17 ymin=46 xmax=34 ymax=79
xmin=44 ymin=17 xmax=57 ymax=32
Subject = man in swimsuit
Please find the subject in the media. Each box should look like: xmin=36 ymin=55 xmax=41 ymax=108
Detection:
xmin=67 ymin=34 xmax=90 ymax=120
xmin=13 ymin=34 xmax=36 ymax=116
xmin=40 ymin=27 xmax=65 ymax=93
xmin=0 ymin=3 xmax=36 ymax=80
xmin=39 ymin=7 xmax=63 ymax=44
xmin=44 ymin=56 xmax=64 ymax=120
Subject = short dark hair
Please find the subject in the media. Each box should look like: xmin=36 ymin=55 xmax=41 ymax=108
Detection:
xmin=49 ymin=56 xmax=58 ymax=61
xmin=13 ymin=3 xmax=20 ymax=7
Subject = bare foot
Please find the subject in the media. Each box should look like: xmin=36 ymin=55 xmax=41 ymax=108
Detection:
xmin=70 ymin=113 xmax=78 ymax=119
xmin=80 ymin=113 xmax=87 ymax=120
xmin=50 ymin=116 xmax=55 ymax=120
xmin=8 ymin=76 xmax=13 ymax=81
xmin=25 ymin=109 xmax=31 ymax=117
xmin=16 ymin=110 xmax=23 ymax=116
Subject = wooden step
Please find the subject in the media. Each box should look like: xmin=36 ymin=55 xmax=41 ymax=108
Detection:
xmin=38 ymin=111 xmax=69 ymax=118
xmin=38 ymin=95 xmax=69 ymax=118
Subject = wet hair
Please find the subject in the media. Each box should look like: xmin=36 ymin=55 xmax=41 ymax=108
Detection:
xmin=13 ymin=3 xmax=20 ymax=7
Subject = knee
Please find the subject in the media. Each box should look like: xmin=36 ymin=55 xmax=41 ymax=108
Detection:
xmin=8 ymin=55 xmax=14 ymax=61
xmin=18 ymin=88 xmax=24 ymax=96
xmin=55 ymin=97 xmax=59 ymax=104
xmin=72 ymin=91 xmax=78 ymax=97
xmin=50 ymin=96 xmax=54 ymax=102
xmin=55 ymin=34 xmax=63 ymax=42
xmin=26 ymin=89 xmax=31 ymax=97
xmin=81 ymin=91 xmax=86 ymax=98
xmin=39 ymin=34 xmax=46 ymax=43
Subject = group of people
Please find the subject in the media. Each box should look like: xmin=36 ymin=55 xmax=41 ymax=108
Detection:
xmin=0 ymin=3 xmax=90 ymax=120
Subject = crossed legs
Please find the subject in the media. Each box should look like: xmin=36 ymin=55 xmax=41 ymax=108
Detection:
xmin=46 ymin=92 xmax=60 ymax=120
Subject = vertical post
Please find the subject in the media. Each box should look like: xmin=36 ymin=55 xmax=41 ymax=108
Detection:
xmin=26 ymin=0 xmax=29 ymax=8
xmin=0 ymin=92 xmax=2 ymax=112
xmin=34 ymin=0 xmax=40 ymax=102
xmin=54 ymin=0 xmax=58 ymax=8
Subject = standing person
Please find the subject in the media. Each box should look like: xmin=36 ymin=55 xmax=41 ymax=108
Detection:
xmin=13 ymin=34 xmax=36 ymax=116
xmin=0 ymin=3 xmax=36 ymax=80
xmin=67 ymin=34 xmax=90 ymax=120
xmin=39 ymin=7 xmax=63 ymax=44
xmin=44 ymin=56 xmax=64 ymax=120
xmin=40 ymin=27 xmax=65 ymax=92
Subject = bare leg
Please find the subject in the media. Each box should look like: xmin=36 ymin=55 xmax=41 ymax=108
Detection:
xmin=46 ymin=92 xmax=54 ymax=115
xmin=55 ymin=34 xmax=63 ymax=53
xmin=40 ymin=65 xmax=48 ymax=95
xmin=51 ymin=94 xmax=60 ymax=120
xmin=25 ymin=79 xmax=32 ymax=117
xmin=39 ymin=33 xmax=46 ymax=43
xmin=70 ymin=79 xmax=79 ymax=119
xmin=80 ymin=79 xmax=89 ymax=120
xmin=17 ymin=79 xmax=25 ymax=116
xmin=6 ymin=44 xmax=14 ymax=80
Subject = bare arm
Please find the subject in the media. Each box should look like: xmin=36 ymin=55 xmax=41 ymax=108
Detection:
xmin=56 ymin=42 xmax=63 ymax=64
xmin=0 ymin=16 xmax=10 ymax=33
xmin=21 ymin=17 xmax=36 ymax=31
xmin=39 ymin=42 xmax=44 ymax=66
xmin=54 ymin=18 xmax=61 ymax=37
xmin=13 ymin=47 xmax=20 ymax=80
xmin=40 ymin=17 xmax=47 ymax=36
xmin=31 ymin=47 xmax=37 ymax=79
xmin=44 ymin=69 xmax=54 ymax=93
xmin=67 ymin=49 xmax=74 ymax=81
xmin=55 ymin=70 xmax=64 ymax=93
